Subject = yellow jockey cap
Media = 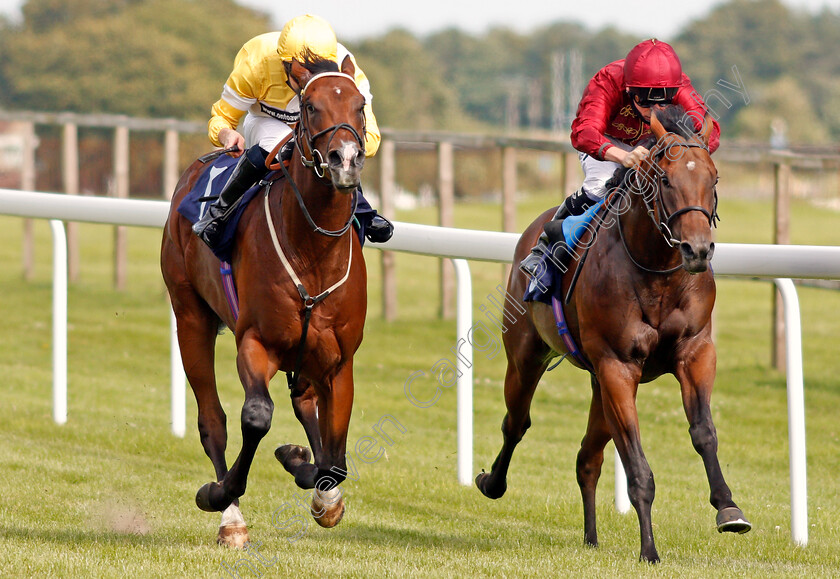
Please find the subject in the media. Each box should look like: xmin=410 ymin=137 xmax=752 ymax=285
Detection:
xmin=277 ymin=14 xmax=338 ymax=62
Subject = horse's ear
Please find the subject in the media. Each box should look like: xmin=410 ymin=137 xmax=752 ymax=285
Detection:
xmin=340 ymin=54 xmax=355 ymax=78
xmin=650 ymin=110 xmax=667 ymax=141
xmin=287 ymin=59 xmax=311 ymax=94
xmin=699 ymin=113 xmax=714 ymax=147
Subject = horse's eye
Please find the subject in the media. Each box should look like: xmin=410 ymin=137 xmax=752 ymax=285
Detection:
xmin=305 ymin=103 xmax=316 ymax=115
xmin=661 ymin=176 xmax=671 ymax=188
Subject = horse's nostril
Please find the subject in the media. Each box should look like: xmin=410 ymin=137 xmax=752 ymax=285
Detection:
xmin=679 ymin=242 xmax=695 ymax=259
xmin=327 ymin=150 xmax=342 ymax=167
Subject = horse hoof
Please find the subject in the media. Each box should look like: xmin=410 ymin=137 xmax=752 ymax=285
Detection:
xmin=475 ymin=472 xmax=506 ymax=499
xmin=311 ymin=488 xmax=345 ymax=528
xmin=716 ymin=506 xmax=752 ymax=534
xmin=217 ymin=524 xmax=249 ymax=549
xmin=275 ymin=444 xmax=312 ymax=472
xmin=196 ymin=482 xmax=230 ymax=513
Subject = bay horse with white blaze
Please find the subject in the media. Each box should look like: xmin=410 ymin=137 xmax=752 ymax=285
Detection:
xmin=161 ymin=55 xmax=367 ymax=546
xmin=476 ymin=107 xmax=750 ymax=562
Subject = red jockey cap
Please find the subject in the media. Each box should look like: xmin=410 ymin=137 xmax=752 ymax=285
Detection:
xmin=624 ymin=39 xmax=683 ymax=88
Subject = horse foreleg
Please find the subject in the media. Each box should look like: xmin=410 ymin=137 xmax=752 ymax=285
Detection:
xmin=476 ymin=350 xmax=548 ymax=500
xmin=676 ymin=340 xmax=751 ymax=534
xmin=598 ymin=358 xmax=659 ymax=563
xmin=275 ymin=378 xmax=320 ymax=489
xmin=576 ymin=375 xmax=612 ymax=548
xmin=308 ymin=361 xmax=354 ymax=528
xmin=196 ymin=331 xmax=275 ymax=514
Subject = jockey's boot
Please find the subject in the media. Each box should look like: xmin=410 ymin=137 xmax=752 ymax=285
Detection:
xmin=519 ymin=188 xmax=595 ymax=278
xmin=365 ymin=215 xmax=394 ymax=243
xmin=193 ymin=145 xmax=268 ymax=248
xmin=354 ymin=188 xmax=394 ymax=244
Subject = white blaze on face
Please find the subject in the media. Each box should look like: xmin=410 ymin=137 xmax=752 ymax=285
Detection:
xmin=686 ymin=161 xmax=696 ymax=171
xmin=338 ymin=141 xmax=356 ymax=171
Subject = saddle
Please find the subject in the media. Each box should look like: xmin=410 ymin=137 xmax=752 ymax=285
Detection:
xmin=177 ymin=155 xmax=278 ymax=263
xmin=522 ymin=198 xmax=605 ymax=306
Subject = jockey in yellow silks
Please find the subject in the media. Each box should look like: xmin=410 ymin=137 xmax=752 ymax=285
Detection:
xmin=193 ymin=14 xmax=392 ymax=249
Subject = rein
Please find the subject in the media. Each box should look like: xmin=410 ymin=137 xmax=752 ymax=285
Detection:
xmin=278 ymin=158 xmax=358 ymax=237
xmin=618 ymin=138 xmax=719 ymax=274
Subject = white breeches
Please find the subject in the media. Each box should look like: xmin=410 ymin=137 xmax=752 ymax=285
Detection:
xmin=578 ymin=140 xmax=634 ymax=199
xmin=241 ymin=114 xmax=294 ymax=154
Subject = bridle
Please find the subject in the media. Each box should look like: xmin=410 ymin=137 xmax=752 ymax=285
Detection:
xmin=644 ymin=139 xmax=719 ymax=247
xmin=295 ymin=72 xmax=366 ymax=180
xmin=277 ymin=71 xmax=366 ymax=238
xmin=618 ymin=136 xmax=719 ymax=274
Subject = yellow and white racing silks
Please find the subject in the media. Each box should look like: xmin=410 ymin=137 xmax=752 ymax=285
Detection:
xmin=208 ymin=32 xmax=380 ymax=156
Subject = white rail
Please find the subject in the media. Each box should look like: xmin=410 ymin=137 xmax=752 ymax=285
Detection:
xmin=3 ymin=188 xmax=838 ymax=546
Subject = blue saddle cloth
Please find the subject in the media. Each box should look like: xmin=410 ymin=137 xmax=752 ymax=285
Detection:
xmin=176 ymin=154 xmax=266 ymax=263
xmin=523 ymin=199 xmax=605 ymax=305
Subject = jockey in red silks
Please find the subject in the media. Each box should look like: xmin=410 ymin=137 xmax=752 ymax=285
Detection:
xmin=520 ymin=39 xmax=720 ymax=276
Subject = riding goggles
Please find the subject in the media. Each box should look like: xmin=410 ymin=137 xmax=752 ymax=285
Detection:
xmin=629 ymin=86 xmax=679 ymax=107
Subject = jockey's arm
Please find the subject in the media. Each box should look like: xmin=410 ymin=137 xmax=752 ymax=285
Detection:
xmin=362 ymin=102 xmax=381 ymax=157
xmin=216 ymin=128 xmax=246 ymax=158
xmin=604 ymin=145 xmax=650 ymax=168
xmin=341 ymin=44 xmax=380 ymax=157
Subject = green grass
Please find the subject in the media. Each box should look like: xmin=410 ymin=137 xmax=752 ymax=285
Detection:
xmin=0 ymin=190 xmax=839 ymax=577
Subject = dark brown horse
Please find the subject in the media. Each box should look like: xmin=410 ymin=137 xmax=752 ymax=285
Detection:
xmin=161 ymin=56 xmax=368 ymax=546
xmin=476 ymin=107 xmax=750 ymax=562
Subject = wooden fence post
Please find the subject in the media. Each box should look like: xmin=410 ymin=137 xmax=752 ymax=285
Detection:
xmin=21 ymin=121 xmax=37 ymax=281
xmin=438 ymin=141 xmax=455 ymax=319
xmin=163 ymin=126 xmax=179 ymax=200
xmin=772 ymin=158 xmax=791 ymax=372
xmin=564 ymin=151 xmax=578 ymax=196
xmin=113 ymin=123 xmax=129 ymax=290
xmin=559 ymin=151 xmax=568 ymax=199
xmin=502 ymin=145 xmax=517 ymax=282
xmin=379 ymin=139 xmax=397 ymax=321
xmin=61 ymin=117 xmax=80 ymax=282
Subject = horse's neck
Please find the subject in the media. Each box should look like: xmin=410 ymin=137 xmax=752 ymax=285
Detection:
xmin=277 ymin=170 xmax=354 ymax=260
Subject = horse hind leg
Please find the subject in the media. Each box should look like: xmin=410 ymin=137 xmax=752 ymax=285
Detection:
xmin=476 ymin=342 xmax=549 ymax=500
xmin=275 ymin=378 xmax=320 ymax=489
xmin=576 ymin=376 xmax=613 ymax=548
xmin=169 ymin=290 xmax=249 ymax=546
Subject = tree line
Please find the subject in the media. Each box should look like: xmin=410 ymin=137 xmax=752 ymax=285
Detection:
xmin=1 ymin=0 xmax=838 ymax=144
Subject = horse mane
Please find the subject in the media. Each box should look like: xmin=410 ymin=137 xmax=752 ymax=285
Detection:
xmin=298 ymin=49 xmax=340 ymax=75
xmin=605 ymin=104 xmax=699 ymax=190
xmin=653 ymin=104 xmax=694 ymax=140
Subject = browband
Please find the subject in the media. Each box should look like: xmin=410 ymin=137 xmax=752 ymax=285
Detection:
xmin=300 ymin=72 xmax=356 ymax=97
